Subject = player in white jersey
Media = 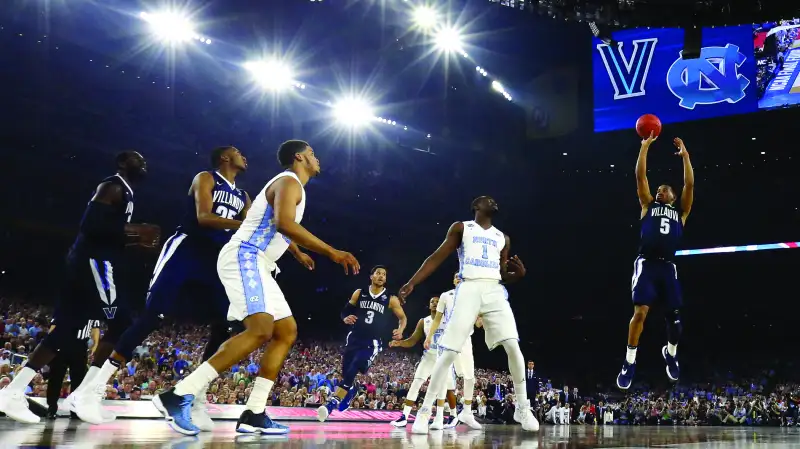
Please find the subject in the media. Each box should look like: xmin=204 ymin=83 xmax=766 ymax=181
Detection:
xmin=155 ymin=140 xmax=360 ymax=437
xmin=399 ymin=196 xmax=539 ymax=434
xmin=388 ymin=296 xmax=457 ymax=429
xmin=423 ymin=273 xmax=482 ymax=430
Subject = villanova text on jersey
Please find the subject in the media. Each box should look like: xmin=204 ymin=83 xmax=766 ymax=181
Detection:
xmin=639 ymin=202 xmax=683 ymax=261
xmin=462 ymin=236 xmax=501 ymax=270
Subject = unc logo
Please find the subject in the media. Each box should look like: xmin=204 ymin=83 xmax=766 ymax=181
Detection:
xmin=666 ymin=44 xmax=749 ymax=110
xmin=249 ymin=295 xmax=259 ymax=303
xmin=596 ymin=38 xmax=658 ymax=100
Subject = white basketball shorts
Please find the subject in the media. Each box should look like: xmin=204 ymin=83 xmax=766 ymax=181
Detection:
xmin=217 ymin=242 xmax=292 ymax=322
xmin=414 ymin=349 xmax=438 ymax=380
xmin=439 ymin=280 xmax=519 ymax=352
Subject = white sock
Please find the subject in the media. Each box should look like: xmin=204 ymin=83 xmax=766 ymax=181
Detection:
xmin=8 ymin=367 xmax=36 ymax=392
xmin=195 ymin=381 xmax=212 ymax=400
xmin=174 ymin=362 xmax=218 ymax=397
xmin=463 ymin=378 xmax=475 ymax=405
xmin=94 ymin=360 xmax=119 ymax=389
xmin=402 ymin=405 xmax=412 ymax=417
xmin=74 ymin=366 xmax=100 ymax=394
xmin=435 ymin=401 xmax=445 ymax=418
xmin=667 ymin=343 xmax=678 ymax=357
xmin=626 ymin=346 xmax=638 ymax=364
xmin=246 ymin=377 xmax=274 ymax=414
xmin=500 ymin=340 xmax=526 ymax=403
xmin=422 ymin=352 xmax=458 ymax=410
xmin=513 ymin=382 xmax=528 ymax=405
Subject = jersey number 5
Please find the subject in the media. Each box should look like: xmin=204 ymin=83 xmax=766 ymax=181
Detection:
xmin=365 ymin=310 xmax=374 ymax=324
xmin=659 ymin=217 xmax=670 ymax=235
xmin=481 ymin=245 xmax=489 ymax=259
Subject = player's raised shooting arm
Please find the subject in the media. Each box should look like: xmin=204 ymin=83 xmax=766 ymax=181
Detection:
xmin=194 ymin=172 xmax=243 ymax=231
xmin=636 ymin=137 xmax=655 ymax=213
xmin=389 ymin=295 xmax=407 ymax=334
xmin=271 ymin=177 xmax=336 ymax=258
xmin=407 ymin=222 xmax=464 ymax=287
xmin=392 ymin=318 xmax=425 ymax=348
xmin=678 ymin=141 xmax=694 ymax=225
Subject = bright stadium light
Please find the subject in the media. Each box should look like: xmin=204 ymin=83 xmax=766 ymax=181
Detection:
xmin=434 ymin=27 xmax=463 ymax=52
xmin=244 ymin=60 xmax=295 ymax=91
xmin=412 ymin=7 xmax=438 ymax=29
xmin=140 ymin=11 xmax=199 ymax=43
xmin=333 ymin=98 xmax=374 ymax=127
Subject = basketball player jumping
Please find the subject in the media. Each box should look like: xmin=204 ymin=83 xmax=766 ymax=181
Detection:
xmin=388 ymin=295 xmax=458 ymax=430
xmin=423 ymin=273 xmax=483 ymax=430
xmin=0 ymin=152 xmax=159 ymax=424
xmin=155 ymin=140 xmax=359 ymax=436
xmin=317 ymin=265 xmax=406 ymax=422
xmin=616 ymin=134 xmax=694 ymax=390
xmin=398 ymin=196 xmax=538 ymax=434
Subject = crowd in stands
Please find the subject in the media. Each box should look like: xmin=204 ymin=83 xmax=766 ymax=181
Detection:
xmin=1 ymin=298 xmax=798 ymax=426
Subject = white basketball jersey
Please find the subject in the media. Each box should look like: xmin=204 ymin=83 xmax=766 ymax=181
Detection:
xmin=423 ymin=315 xmax=435 ymax=337
xmin=230 ymin=171 xmax=306 ymax=265
xmin=438 ymin=289 xmax=474 ymax=336
xmin=457 ymin=221 xmax=505 ymax=281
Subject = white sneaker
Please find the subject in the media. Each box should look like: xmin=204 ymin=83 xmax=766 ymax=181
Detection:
xmin=73 ymin=384 xmax=115 ymax=424
xmin=429 ymin=413 xmax=445 ymax=430
xmin=443 ymin=415 xmax=459 ymax=429
xmin=513 ymin=400 xmax=539 ymax=432
xmin=411 ymin=407 xmax=432 ymax=435
xmin=390 ymin=414 xmax=408 ymax=427
xmin=458 ymin=408 xmax=482 ymax=430
xmin=67 ymin=387 xmax=116 ymax=422
xmin=0 ymin=389 xmax=40 ymax=424
xmin=191 ymin=395 xmax=214 ymax=432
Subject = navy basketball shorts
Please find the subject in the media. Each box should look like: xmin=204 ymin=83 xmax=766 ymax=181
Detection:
xmin=342 ymin=343 xmax=383 ymax=380
xmin=630 ymin=256 xmax=683 ymax=309
xmin=146 ymin=233 xmax=228 ymax=318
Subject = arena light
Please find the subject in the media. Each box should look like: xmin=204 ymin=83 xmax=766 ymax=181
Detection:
xmin=434 ymin=27 xmax=463 ymax=52
xmin=244 ymin=60 xmax=297 ymax=91
xmin=140 ymin=11 xmax=206 ymax=44
xmin=676 ymin=241 xmax=800 ymax=257
xmin=491 ymin=80 xmax=513 ymax=102
xmin=332 ymin=98 xmax=375 ymax=127
xmin=412 ymin=6 xmax=438 ymax=29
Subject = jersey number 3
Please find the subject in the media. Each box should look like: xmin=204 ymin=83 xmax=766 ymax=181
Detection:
xmin=659 ymin=217 xmax=670 ymax=235
xmin=365 ymin=310 xmax=374 ymax=324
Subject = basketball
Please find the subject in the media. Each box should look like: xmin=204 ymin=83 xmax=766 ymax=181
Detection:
xmin=635 ymin=114 xmax=662 ymax=138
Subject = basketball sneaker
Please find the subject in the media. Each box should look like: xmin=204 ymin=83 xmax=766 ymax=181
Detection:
xmin=236 ymin=409 xmax=290 ymax=435
xmin=71 ymin=383 xmax=117 ymax=424
xmin=0 ymin=388 xmax=40 ymax=424
xmin=443 ymin=415 xmax=459 ymax=429
xmin=616 ymin=360 xmax=636 ymax=390
xmin=191 ymin=393 xmax=215 ymax=432
xmin=317 ymin=396 xmax=340 ymax=422
xmin=513 ymin=399 xmax=540 ymax=431
xmin=429 ymin=413 xmax=445 ymax=430
xmin=390 ymin=414 xmax=408 ymax=427
xmin=458 ymin=408 xmax=482 ymax=430
xmin=411 ymin=406 xmax=432 ymax=434
xmin=153 ymin=388 xmax=200 ymax=436
xmin=662 ymin=345 xmax=680 ymax=381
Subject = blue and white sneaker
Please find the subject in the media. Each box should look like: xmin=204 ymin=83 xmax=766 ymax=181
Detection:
xmin=443 ymin=415 xmax=459 ymax=429
xmin=236 ymin=409 xmax=290 ymax=435
xmin=153 ymin=388 xmax=200 ymax=436
xmin=390 ymin=413 xmax=408 ymax=427
xmin=317 ymin=397 xmax=340 ymax=422
xmin=662 ymin=345 xmax=680 ymax=381
xmin=616 ymin=361 xmax=636 ymax=390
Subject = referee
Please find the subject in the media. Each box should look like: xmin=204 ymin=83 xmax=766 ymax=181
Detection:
xmin=45 ymin=318 xmax=100 ymax=419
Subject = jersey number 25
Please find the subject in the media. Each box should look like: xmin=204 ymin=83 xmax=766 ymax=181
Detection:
xmin=215 ymin=205 xmax=238 ymax=231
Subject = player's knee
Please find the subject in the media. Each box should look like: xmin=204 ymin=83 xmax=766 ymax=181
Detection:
xmin=244 ymin=314 xmax=275 ymax=342
xmin=632 ymin=308 xmax=649 ymax=323
xmin=274 ymin=317 xmax=298 ymax=345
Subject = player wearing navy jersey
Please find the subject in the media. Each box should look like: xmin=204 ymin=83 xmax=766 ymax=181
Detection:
xmin=398 ymin=196 xmax=538 ymax=434
xmin=317 ymin=265 xmax=407 ymax=422
xmin=0 ymin=152 xmax=158 ymax=424
xmin=616 ymin=134 xmax=694 ymax=390
xmin=157 ymin=140 xmax=359 ymax=437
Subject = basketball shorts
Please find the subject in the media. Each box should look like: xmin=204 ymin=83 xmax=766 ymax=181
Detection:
xmin=342 ymin=339 xmax=383 ymax=380
xmin=55 ymin=253 xmax=127 ymax=323
xmin=414 ymin=350 xmax=438 ymax=380
xmin=218 ymin=242 xmax=292 ymax=322
xmin=631 ymin=256 xmax=683 ymax=309
xmin=145 ymin=233 xmax=228 ymax=318
xmin=438 ymin=280 xmax=519 ymax=352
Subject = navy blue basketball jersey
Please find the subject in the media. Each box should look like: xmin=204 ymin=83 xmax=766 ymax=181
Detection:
xmin=71 ymin=174 xmax=134 ymax=261
xmin=176 ymin=171 xmax=247 ymax=247
xmin=347 ymin=287 xmax=393 ymax=348
xmin=638 ymin=201 xmax=683 ymax=261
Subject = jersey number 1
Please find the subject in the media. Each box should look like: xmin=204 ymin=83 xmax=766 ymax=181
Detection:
xmin=659 ymin=217 xmax=670 ymax=235
xmin=365 ymin=310 xmax=374 ymax=324
xmin=481 ymin=245 xmax=488 ymax=259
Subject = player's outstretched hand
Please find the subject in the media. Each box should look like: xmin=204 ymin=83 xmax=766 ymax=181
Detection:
xmin=329 ymin=250 xmax=360 ymax=275
xmin=392 ymin=328 xmax=403 ymax=340
xmin=398 ymin=283 xmax=414 ymax=301
xmin=506 ymin=255 xmax=526 ymax=278
xmin=673 ymin=137 xmax=688 ymax=158
xmin=641 ymin=130 xmax=657 ymax=147
xmin=343 ymin=315 xmax=357 ymax=325
xmin=295 ymin=252 xmax=315 ymax=271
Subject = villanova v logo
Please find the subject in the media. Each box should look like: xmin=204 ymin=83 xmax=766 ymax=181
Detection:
xmin=596 ymin=38 xmax=658 ymax=100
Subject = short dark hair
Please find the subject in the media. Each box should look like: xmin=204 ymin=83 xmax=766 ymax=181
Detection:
xmin=471 ymin=195 xmax=490 ymax=212
xmin=115 ymin=151 xmax=139 ymax=169
xmin=211 ymin=146 xmax=235 ymax=168
xmin=370 ymin=265 xmax=387 ymax=275
xmin=277 ymin=140 xmax=310 ymax=168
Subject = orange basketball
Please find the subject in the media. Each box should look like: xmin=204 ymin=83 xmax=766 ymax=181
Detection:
xmin=635 ymin=114 xmax=662 ymax=138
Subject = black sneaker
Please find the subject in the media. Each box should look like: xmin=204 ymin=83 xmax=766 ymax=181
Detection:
xmin=236 ymin=409 xmax=290 ymax=435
